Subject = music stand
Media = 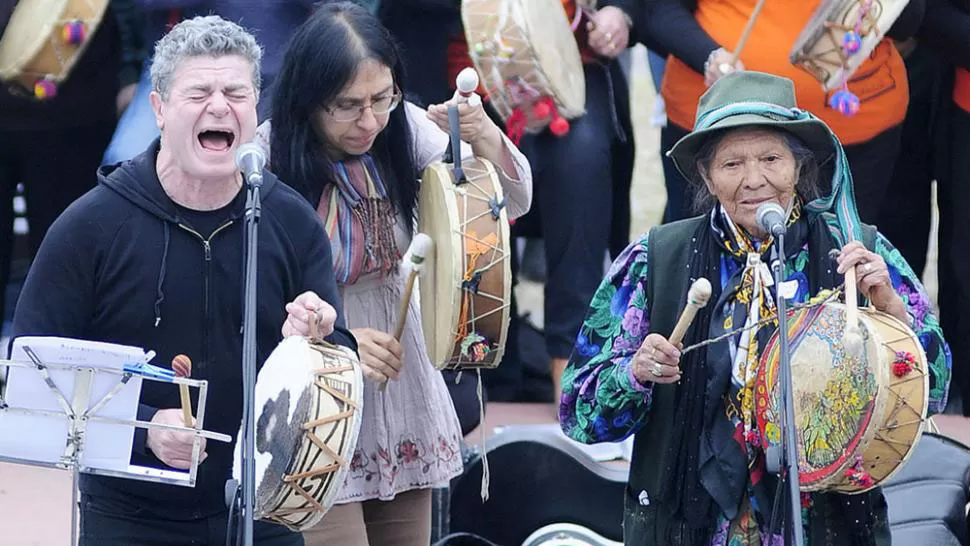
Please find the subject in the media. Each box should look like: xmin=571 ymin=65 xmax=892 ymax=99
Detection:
xmin=0 ymin=336 xmax=232 ymax=546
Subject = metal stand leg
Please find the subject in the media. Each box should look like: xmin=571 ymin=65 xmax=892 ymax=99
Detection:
xmin=72 ymin=466 xmax=80 ymax=546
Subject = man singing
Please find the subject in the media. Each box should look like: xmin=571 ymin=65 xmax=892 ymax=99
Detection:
xmin=11 ymin=15 xmax=355 ymax=546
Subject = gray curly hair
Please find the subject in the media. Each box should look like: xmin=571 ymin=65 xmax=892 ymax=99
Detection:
xmin=150 ymin=15 xmax=264 ymax=100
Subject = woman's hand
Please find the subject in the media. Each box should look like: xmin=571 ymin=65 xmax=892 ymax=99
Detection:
xmin=352 ymin=328 xmax=403 ymax=385
xmin=426 ymin=97 xmax=499 ymax=147
xmin=632 ymin=333 xmax=682 ymax=385
xmin=836 ymin=241 xmax=907 ymax=320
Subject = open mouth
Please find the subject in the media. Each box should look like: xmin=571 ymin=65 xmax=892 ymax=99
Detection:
xmin=198 ymin=129 xmax=236 ymax=152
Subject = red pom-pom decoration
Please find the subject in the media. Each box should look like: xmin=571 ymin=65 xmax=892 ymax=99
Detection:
xmin=549 ymin=116 xmax=569 ymax=136
xmin=532 ymin=99 xmax=552 ymax=119
xmin=829 ymin=89 xmax=860 ymax=116
xmin=892 ymin=351 xmax=917 ymax=377
xmin=62 ymin=20 xmax=87 ymax=46
xmin=33 ymin=78 xmax=57 ymax=99
xmin=842 ymin=31 xmax=862 ymax=55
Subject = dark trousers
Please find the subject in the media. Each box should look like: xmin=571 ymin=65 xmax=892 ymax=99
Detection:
xmin=516 ymin=63 xmax=622 ymax=360
xmin=80 ymin=494 xmax=304 ymax=546
xmin=661 ymin=120 xmax=904 ymax=225
xmin=938 ymin=101 xmax=970 ymax=415
xmin=877 ymin=45 xmax=947 ymax=277
xmin=0 ymin=118 xmax=117 ymax=322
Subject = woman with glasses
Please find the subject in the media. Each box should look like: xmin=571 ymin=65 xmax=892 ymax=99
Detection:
xmin=255 ymin=2 xmax=532 ymax=544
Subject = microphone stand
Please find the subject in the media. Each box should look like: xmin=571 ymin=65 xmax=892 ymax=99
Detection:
xmin=767 ymin=229 xmax=805 ymax=546
xmin=227 ymin=168 xmax=262 ymax=546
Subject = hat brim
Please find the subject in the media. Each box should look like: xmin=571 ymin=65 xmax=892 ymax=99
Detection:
xmin=666 ymin=114 xmax=835 ymax=183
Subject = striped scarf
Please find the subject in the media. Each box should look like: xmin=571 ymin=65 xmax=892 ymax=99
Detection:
xmin=317 ymin=154 xmax=401 ymax=285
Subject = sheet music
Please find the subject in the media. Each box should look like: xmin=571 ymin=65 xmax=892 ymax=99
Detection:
xmin=0 ymin=337 xmax=151 ymax=472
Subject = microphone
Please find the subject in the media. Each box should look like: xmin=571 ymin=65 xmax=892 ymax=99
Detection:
xmin=235 ymin=142 xmax=266 ymax=187
xmin=756 ymin=202 xmax=787 ymax=237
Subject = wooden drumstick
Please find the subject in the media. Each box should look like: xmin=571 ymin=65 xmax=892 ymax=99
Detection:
xmin=725 ymin=0 xmax=767 ymax=68
xmin=842 ymin=253 xmax=864 ymax=355
xmin=380 ymin=233 xmax=433 ymax=392
xmin=172 ymin=354 xmax=193 ymax=427
xmin=669 ymin=278 xmax=714 ymax=345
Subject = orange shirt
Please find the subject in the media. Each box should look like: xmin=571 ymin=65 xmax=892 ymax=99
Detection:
xmin=955 ymin=68 xmax=970 ymax=114
xmin=661 ymin=0 xmax=909 ymax=145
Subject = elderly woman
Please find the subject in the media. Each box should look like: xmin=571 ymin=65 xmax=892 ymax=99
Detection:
xmin=560 ymin=71 xmax=951 ymax=545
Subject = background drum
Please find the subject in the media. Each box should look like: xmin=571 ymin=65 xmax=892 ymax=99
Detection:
xmin=462 ymin=0 xmax=586 ymax=141
xmin=0 ymin=0 xmax=108 ymax=99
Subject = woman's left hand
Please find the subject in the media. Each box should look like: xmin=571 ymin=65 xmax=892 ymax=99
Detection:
xmin=426 ymin=97 xmax=499 ymax=147
xmin=835 ymin=242 xmax=903 ymax=315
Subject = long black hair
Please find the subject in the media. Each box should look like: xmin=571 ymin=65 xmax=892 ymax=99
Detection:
xmin=269 ymin=1 xmax=419 ymax=231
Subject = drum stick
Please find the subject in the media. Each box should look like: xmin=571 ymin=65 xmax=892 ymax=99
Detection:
xmin=668 ymin=278 xmax=714 ymax=345
xmin=727 ymin=0 xmax=767 ymax=66
xmin=842 ymin=253 xmax=864 ymax=354
xmin=172 ymin=354 xmax=193 ymax=427
xmin=381 ymin=233 xmax=433 ymax=392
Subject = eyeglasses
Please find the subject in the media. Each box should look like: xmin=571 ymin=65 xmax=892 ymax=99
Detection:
xmin=325 ymin=91 xmax=403 ymax=122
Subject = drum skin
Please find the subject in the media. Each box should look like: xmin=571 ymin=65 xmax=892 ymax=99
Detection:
xmin=417 ymin=158 xmax=512 ymax=371
xmin=233 ymin=336 xmax=364 ymax=531
xmin=756 ymin=302 xmax=929 ymax=494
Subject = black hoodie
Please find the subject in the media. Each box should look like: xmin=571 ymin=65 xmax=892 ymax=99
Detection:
xmin=11 ymin=139 xmax=357 ymax=519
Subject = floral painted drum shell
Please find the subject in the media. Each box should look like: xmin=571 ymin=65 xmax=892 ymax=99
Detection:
xmin=755 ymin=301 xmax=929 ymax=493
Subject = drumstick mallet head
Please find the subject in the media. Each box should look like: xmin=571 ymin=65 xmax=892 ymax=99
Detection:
xmin=172 ymin=354 xmax=193 ymax=427
xmin=669 ymin=278 xmax=713 ymax=345
xmin=455 ymin=67 xmax=481 ymax=107
xmin=383 ymin=233 xmax=434 ymax=392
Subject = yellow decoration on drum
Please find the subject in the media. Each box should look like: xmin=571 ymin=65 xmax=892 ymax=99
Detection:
xmin=0 ymin=0 xmax=108 ymax=100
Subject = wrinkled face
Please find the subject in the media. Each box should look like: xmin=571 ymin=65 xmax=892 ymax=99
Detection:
xmin=314 ymin=59 xmax=395 ymax=157
xmin=702 ymin=127 xmax=798 ymax=236
xmin=150 ymin=55 xmax=258 ymax=180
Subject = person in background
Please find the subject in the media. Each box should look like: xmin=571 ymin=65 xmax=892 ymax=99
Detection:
xmin=0 ymin=0 xmax=144 ymax=327
xmin=259 ymin=4 xmax=532 ymax=544
xmin=643 ymin=0 xmax=926 ymax=226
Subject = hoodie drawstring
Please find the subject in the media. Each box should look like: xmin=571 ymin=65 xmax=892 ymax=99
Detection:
xmin=154 ymin=221 xmax=171 ymax=327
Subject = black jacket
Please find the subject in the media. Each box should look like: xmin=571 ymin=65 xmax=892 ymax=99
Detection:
xmin=11 ymin=139 xmax=357 ymax=519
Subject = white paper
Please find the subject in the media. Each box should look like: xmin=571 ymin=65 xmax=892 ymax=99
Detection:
xmin=0 ymin=337 xmax=150 ymax=473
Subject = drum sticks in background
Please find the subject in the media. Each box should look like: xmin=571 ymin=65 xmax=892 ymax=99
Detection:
xmin=669 ymin=278 xmax=713 ymax=345
xmin=172 ymin=354 xmax=193 ymax=426
xmin=380 ymin=233 xmax=433 ymax=392
xmin=725 ymin=0 xmax=767 ymax=69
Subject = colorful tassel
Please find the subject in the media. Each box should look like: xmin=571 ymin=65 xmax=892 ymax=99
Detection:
xmin=892 ymin=351 xmax=917 ymax=377
xmin=33 ymin=78 xmax=57 ymax=99
xmin=842 ymin=31 xmax=862 ymax=55
xmin=829 ymin=89 xmax=860 ymax=116
xmin=62 ymin=21 xmax=87 ymax=46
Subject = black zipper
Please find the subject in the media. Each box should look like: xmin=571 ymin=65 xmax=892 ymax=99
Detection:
xmin=176 ymin=221 xmax=235 ymax=373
